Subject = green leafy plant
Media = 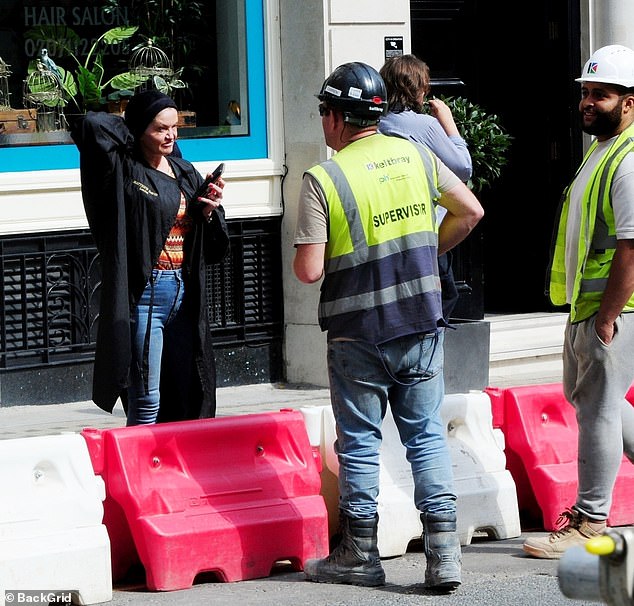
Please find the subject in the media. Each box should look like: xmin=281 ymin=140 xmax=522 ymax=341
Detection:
xmin=24 ymin=25 xmax=147 ymax=112
xmin=152 ymin=69 xmax=187 ymax=97
xmin=103 ymin=0 xmax=206 ymax=103
xmin=103 ymin=0 xmax=204 ymax=68
xmin=427 ymin=96 xmax=513 ymax=193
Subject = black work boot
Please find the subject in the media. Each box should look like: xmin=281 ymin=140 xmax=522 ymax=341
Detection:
xmin=304 ymin=512 xmax=385 ymax=586
xmin=421 ymin=511 xmax=462 ymax=591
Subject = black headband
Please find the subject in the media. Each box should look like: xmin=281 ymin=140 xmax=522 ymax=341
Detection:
xmin=124 ymin=90 xmax=178 ymax=138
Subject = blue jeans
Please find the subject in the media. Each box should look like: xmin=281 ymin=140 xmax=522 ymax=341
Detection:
xmin=327 ymin=331 xmax=456 ymax=519
xmin=127 ymin=269 xmax=191 ymax=425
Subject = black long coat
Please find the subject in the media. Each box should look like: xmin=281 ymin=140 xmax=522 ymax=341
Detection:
xmin=71 ymin=112 xmax=230 ymax=420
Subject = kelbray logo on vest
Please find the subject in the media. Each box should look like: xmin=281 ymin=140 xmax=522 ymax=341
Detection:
xmin=307 ymin=133 xmax=443 ymax=343
xmin=548 ymin=123 xmax=634 ymax=323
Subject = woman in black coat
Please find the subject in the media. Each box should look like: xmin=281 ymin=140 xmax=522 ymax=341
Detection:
xmin=71 ymin=90 xmax=230 ymax=425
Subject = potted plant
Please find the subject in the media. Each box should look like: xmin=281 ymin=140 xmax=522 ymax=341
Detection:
xmin=426 ymin=96 xmax=513 ymax=193
xmin=24 ymin=25 xmax=147 ymax=113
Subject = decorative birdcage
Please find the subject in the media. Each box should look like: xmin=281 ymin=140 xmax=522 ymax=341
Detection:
xmin=0 ymin=57 xmax=11 ymax=110
xmin=23 ymin=62 xmax=66 ymax=131
xmin=128 ymin=39 xmax=174 ymax=93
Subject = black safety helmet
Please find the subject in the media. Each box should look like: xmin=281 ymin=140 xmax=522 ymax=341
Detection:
xmin=317 ymin=62 xmax=388 ymax=126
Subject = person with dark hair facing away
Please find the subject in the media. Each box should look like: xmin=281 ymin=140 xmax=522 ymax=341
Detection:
xmin=293 ymin=62 xmax=483 ymax=591
xmin=71 ymin=90 xmax=230 ymax=425
xmin=379 ymin=54 xmax=472 ymax=320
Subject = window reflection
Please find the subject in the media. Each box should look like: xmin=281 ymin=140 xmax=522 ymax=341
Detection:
xmin=0 ymin=0 xmax=248 ymax=146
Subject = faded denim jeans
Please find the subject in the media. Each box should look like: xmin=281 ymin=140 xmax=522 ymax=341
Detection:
xmin=127 ymin=269 xmax=191 ymax=425
xmin=327 ymin=330 xmax=457 ymax=519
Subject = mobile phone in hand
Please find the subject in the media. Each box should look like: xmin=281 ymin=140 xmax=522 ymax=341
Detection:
xmin=194 ymin=162 xmax=225 ymax=199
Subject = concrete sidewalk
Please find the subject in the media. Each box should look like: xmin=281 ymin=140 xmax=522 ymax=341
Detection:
xmin=0 ymin=382 xmax=331 ymax=441
xmin=1 ymin=381 xmax=599 ymax=606
xmin=0 ymin=367 xmax=562 ymax=442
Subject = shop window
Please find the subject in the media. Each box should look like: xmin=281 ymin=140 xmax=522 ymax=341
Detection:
xmin=0 ymin=0 xmax=266 ymax=170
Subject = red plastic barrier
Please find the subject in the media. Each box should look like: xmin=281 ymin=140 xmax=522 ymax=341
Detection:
xmin=485 ymin=386 xmax=505 ymax=429
xmin=82 ymin=409 xmax=329 ymax=590
xmin=486 ymin=383 xmax=634 ymax=531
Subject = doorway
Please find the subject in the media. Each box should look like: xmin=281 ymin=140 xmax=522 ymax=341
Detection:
xmin=410 ymin=0 xmax=582 ymax=316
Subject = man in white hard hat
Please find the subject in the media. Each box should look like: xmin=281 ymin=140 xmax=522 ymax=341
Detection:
xmin=523 ymin=44 xmax=634 ymax=559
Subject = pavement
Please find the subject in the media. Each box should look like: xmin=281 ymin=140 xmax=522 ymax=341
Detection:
xmin=0 ymin=382 xmax=602 ymax=606
xmin=0 ymin=382 xmax=333 ymax=441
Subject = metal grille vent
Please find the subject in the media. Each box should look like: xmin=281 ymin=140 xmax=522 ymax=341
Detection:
xmin=0 ymin=233 xmax=99 ymax=368
xmin=208 ymin=220 xmax=283 ymax=344
xmin=0 ymin=220 xmax=283 ymax=370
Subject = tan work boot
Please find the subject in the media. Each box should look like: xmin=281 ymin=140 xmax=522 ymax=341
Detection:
xmin=523 ymin=508 xmax=606 ymax=559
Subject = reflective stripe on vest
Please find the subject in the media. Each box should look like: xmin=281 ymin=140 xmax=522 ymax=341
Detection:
xmin=548 ymin=124 xmax=634 ymax=322
xmin=307 ymin=134 xmax=443 ymax=341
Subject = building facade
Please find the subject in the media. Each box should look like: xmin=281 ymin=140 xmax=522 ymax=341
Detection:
xmin=0 ymin=1 xmax=630 ymax=403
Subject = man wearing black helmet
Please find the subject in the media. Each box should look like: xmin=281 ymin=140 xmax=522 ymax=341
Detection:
xmin=293 ymin=62 xmax=484 ymax=592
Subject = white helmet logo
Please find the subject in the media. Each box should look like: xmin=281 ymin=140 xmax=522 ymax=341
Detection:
xmin=576 ymin=45 xmax=634 ymax=88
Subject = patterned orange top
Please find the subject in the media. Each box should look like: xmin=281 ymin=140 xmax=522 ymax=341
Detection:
xmin=155 ymin=190 xmax=193 ymax=269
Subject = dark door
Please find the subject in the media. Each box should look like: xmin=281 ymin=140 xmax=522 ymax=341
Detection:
xmin=410 ymin=0 xmax=581 ymax=316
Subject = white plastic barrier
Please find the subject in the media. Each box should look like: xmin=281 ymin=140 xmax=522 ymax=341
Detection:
xmin=301 ymin=391 xmax=521 ymax=558
xmin=0 ymin=433 xmax=112 ymax=605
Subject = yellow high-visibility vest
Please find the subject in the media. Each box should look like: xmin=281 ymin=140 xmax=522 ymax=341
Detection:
xmin=548 ymin=123 xmax=634 ymax=323
xmin=307 ymin=134 xmax=444 ymax=341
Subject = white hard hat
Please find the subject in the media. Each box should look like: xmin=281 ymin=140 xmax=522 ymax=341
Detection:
xmin=576 ymin=44 xmax=634 ymax=88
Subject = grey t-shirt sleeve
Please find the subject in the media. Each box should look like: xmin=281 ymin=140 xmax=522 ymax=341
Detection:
xmin=293 ymin=173 xmax=329 ymax=245
xmin=434 ymin=154 xmax=463 ymax=193
xmin=613 ymin=153 xmax=634 ymax=240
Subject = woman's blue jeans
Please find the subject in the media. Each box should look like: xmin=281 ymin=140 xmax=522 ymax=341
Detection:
xmin=126 ymin=269 xmax=190 ymax=425
xmin=327 ymin=330 xmax=456 ymax=519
